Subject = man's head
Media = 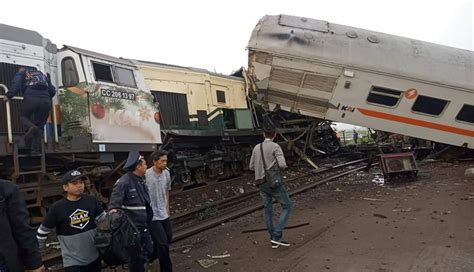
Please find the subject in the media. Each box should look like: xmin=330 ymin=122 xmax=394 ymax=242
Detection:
xmin=151 ymin=150 xmax=168 ymax=171
xmin=124 ymin=151 xmax=147 ymax=176
xmin=62 ymin=170 xmax=86 ymax=197
xmin=263 ymin=127 xmax=276 ymax=140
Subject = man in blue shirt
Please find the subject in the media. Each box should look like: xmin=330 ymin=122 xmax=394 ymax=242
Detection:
xmin=3 ymin=67 xmax=55 ymax=154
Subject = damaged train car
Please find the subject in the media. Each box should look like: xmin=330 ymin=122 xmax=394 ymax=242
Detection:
xmin=247 ymin=15 xmax=474 ymax=149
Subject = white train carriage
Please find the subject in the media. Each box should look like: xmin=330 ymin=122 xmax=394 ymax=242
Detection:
xmin=247 ymin=15 xmax=474 ymax=148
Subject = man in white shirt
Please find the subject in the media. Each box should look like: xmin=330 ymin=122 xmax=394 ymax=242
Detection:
xmin=146 ymin=150 xmax=173 ymax=272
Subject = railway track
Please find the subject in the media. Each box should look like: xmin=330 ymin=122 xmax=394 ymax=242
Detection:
xmin=171 ymin=158 xmax=369 ymax=242
xmin=41 ymin=158 xmax=370 ymax=267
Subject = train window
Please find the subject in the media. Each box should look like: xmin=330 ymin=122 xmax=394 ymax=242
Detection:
xmin=61 ymin=57 xmax=79 ymax=87
xmin=116 ymin=67 xmax=137 ymax=88
xmin=92 ymin=62 xmax=114 ymax=83
xmin=366 ymin=86 xmax=402 ymax=107
xmin=216 ymin=90 xmax=226 ymax=103
xmin=456 ymin=104 xmax=474 ymax=123
xmin=412 ymin=95 xmax=448 ymax=116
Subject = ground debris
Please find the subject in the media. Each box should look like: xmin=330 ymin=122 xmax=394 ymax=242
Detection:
xmin=363 ymin=197 xmax=385 ymax=201
xmin=373 ymin=213 xmax=388 ymax=219
xmin=392 ymin=208 xmax=412 ymax=212
xmin=197 ymin=259 xmax=218 ymax=268
xmin=207 ymin=252 xmax=230 ymax=259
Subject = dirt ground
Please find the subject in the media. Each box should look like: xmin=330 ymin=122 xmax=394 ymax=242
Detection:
xmin=169 ymin=161 xmax=474 ymax=272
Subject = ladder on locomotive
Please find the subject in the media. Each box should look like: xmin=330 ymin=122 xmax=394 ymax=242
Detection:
xmin=1 ymin=84 xmax=47 ymax=218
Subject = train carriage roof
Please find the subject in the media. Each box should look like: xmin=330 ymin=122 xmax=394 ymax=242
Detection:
xmin=248 ymin=15 xmax=474 ymax=91
xmin=62 ymin=45 xmax=137 ymax=67
xmin=0 ymin=23 xmax=57 ymax=53
xmin=132 ymin=59 xmax=243 ymax=81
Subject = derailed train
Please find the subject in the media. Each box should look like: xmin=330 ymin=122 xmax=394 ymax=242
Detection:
xmin=2 ymin=14 xmax=472 ymax=215
xmin=247 ymin=15 xmax=473 ymax=148
xmin=0 ymin=22 xmax=338 ymax=215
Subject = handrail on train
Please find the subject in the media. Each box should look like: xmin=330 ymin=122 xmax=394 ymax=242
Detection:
xmin=0 ymin=84 xmax=23 ymax=144
xmin=0 ymin=84 xmax=59 ymax=145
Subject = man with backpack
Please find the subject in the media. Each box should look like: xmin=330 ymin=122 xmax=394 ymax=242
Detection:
xmin=249 ymin=127 xmax=293 ymax=249
xmin=109 ymin=151 xmax=153 ymax=272
xmin=146 ymin=150 xmax=173 ymax=272
xmin=0 ymin=179 xmax=45 ymax=272
xmin=3 ymin=67 xmax=56 ymax=154
xmin=36 ymin=170 xmax=105 ymax=272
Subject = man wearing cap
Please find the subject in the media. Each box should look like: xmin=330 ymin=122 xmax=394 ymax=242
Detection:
xmin=36 ymin=170 xmax=105 ymax=272
xmin=108 ymin=151 xmax=153 ymax=272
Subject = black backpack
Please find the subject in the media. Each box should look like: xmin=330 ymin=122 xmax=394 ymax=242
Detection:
xmin=94 ymin=210 xmax=141 ymax=266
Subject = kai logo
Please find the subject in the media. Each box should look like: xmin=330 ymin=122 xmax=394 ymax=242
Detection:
xmin=69 ymin=209 xmax=90 ymax=229
xmin=340 ymin=105 xmax=356 ymax=112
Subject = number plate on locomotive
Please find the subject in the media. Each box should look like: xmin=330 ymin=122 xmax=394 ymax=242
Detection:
xmin=100 ymin=88 xmax=136 ymax=101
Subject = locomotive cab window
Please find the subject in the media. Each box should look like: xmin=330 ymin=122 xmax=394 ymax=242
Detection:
xmin=412 ymin=95 xmax=448 ymax=116
xmin=92 ymin=62 xmax=114 ymax=83
xmin=216 ymin=90 xmax=226 ymax=103
xmin=116 ymin=67 xmax=137 ymax=87
xmin=366 ymin=86 xmax=402 ymax=107
xmin=61 ymin=57 xmax=79 ymax=87
xmin=456 ymin=104 xmax=474 ymax=124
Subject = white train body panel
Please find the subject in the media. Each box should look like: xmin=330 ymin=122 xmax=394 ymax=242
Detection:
xmin=248 ymin=15 xmax=474 ymax=148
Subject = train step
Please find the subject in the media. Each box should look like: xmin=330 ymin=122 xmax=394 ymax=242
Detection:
xmin=17 ymin=153 xmax=42 ymax=158
xmin=18 ymin=170 xmax=44 ymax=175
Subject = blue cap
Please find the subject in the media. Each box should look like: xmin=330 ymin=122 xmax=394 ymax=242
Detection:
xmin=123 ymin=151 xmax=142 ymax=171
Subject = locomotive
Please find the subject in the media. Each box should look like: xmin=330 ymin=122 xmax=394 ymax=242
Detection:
xmin=0 ymin=23 xmax=339 ymax=216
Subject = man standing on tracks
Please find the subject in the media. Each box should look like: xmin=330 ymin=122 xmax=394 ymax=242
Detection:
xmin=0 ymin=179 xmax=45 ymax=272
xmin=36 ymin=170 xmax=105 ymax=272
xmin=109 ymin=151 xmax=153 ymax=272
xmin=249 ymin=127 xmax=293 ymax=249
xmin=3 ymin=67 xmax=56 ymax=154
xmin=146 ymin=150 xmax=173 ymax=272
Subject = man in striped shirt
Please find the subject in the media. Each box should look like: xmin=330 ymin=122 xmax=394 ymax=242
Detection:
xmin=37 ymin=170 xmax=105 ymax=272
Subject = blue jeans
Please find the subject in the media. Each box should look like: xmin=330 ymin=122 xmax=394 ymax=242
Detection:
xmin=259 ymin=183 xmax=292 ymax=240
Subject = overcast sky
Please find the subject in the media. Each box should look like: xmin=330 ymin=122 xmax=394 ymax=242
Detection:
xmin=2 ymin=0 xmax=472 ymax=75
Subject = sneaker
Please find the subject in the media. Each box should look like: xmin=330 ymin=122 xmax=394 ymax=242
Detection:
xmin=271 ymin=239 xmax=290 ymax=247
xmin=271 ymin=241 xmax=280 ymax=249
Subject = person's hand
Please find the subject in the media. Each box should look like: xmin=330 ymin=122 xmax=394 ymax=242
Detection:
xmin=109 ymin=209 xmax=117 ymax=213
xmin=2 ymin=96 xmax=8 ymax=102
xmin=26 ymin=264 xmax=46 ymax=272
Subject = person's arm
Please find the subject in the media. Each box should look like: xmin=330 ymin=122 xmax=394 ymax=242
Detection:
xmin=166 ymin=172 xmax=171 ymax=216
xmin=46 ymin=76 xmax=56 ymax=98
xmin=274 ymin=145 xmax=287 ymax=169
xmin=94 ymin=199 xmax=106 ymax=223
xmin=36 ymin=204 xmax=57 ymax=249
xmin=108 ymin=178 xmax=125 ymax=211
xmin=7 ymin=184 xmax=43 ymax=270
xmin=5 ymin=71 xmax=24 ymax=99
xmin=249 ymin=147 xmax=256 ymax=171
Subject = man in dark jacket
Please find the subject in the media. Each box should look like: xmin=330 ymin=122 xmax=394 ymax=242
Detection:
xmin=0 ymin=179 xmax=45 ymax=272
xmin=109 ymin=151 xmax=153 ymax=272
xmin=3 ymin=67 xmax=56 ymax=154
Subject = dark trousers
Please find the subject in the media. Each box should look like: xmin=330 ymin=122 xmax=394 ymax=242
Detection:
xmin=21 ymin=97 xmax=51 ymax=152
xmin=129 ymin=228 xmax=153 ymax=272
xmin=64 ymin=258 xmax=101 ymax=272
xmin=150 ymin=219 xmax=173 ymax=272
